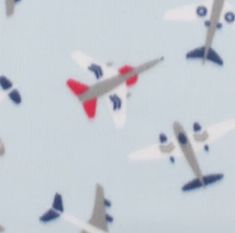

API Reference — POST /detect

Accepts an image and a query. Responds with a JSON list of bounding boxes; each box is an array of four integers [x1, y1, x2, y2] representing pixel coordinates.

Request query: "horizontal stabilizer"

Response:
[[182, 173, 223, 192], [83, 99, 97, 119], [53, 193, 63, 212], [186, 47, 223, 66], [40, 193, 63, 223], [40, 209, 60, 222], [67, 79, 97, 119], [67, 79, 89, 96]]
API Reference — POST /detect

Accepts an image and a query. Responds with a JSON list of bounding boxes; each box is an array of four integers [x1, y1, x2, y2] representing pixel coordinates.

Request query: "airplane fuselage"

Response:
[[204, 0, 225, 60], [173, 122, 204, 184], [79, 57, 163, 102]]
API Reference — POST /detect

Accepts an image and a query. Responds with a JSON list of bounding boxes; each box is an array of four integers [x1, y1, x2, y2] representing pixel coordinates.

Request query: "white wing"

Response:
[[106, 85, 127, 128], [191, 118, 235, 153], [71, 51, 118, 79], [72, 50, 128, 127], [163, 0, 213, 22], [63, 213, 108, 233], [129, 139, 182, 161]]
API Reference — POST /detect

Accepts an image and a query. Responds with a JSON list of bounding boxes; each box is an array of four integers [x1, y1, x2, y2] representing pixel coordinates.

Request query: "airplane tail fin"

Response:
[[182, 173, 223, 192], [67, 79, 97, 119], [40, 193, 64, 223], [67, 79, 89, 96], [186, 47, 223, 66]]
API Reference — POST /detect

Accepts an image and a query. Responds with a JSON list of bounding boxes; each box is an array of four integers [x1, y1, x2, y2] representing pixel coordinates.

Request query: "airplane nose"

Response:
[[204, 20, 223, 29]]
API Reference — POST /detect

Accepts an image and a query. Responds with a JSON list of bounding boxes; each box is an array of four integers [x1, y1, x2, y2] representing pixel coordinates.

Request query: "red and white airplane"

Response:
[[67, 51, 163, 128]]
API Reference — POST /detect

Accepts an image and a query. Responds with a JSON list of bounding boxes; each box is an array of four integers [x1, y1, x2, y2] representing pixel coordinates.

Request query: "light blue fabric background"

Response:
[[0, 0, 235, 232]]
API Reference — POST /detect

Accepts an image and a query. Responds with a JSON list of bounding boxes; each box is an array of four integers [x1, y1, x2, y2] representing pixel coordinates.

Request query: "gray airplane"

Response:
[[129, 119, 235, 191], [164, 0, 235, 66], [173, 122, 223, 191], [67, 57, 163, 120], [40, 184, 113, 233], [5, 0, 21, 16]]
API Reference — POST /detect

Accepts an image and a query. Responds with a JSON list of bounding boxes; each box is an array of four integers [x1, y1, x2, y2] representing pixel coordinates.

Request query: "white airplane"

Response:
[[128, 119, 235, 191], [164, 0, 235, 66], [40, 184, 113, 233], [67, 51, 163, 128], [0, 76, 21, 105], [5, 0, 21, 16]]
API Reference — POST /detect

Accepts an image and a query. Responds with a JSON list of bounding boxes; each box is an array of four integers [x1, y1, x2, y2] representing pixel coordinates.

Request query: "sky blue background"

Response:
[[0, 0, 235, 232]]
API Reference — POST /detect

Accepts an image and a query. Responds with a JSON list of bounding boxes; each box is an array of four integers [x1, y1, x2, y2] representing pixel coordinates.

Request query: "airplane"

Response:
[[5, 0, 21, 17], [40, 184, 113, 233], [0, 76, 22, 105], [128, 119, 235, 191], [67, 51, 164, 128], [164, 0, 235, 66]]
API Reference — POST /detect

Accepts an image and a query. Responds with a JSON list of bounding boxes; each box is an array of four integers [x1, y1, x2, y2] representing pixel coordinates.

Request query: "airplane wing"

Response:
[[81, 184, 108, 233], [72, 51, 119, 80], [129, 138, 182, 161], [163, 0, 213, 22], [72, 51, 128, 128], [191, 118, 235, 153], [106, 86, 127, 128]]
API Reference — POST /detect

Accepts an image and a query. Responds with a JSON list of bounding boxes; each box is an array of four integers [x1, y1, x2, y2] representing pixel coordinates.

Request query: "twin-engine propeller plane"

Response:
[[40, 184, 113, 233], [129, 119, 235, 191], [164, 0, 235, 66], [5, 0, 21, 16], [67, 51, 164, 128]]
